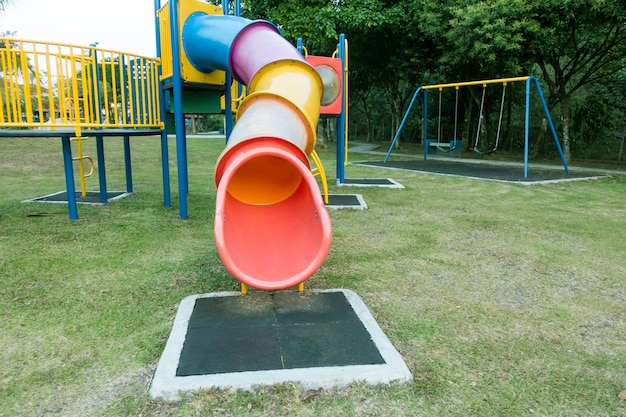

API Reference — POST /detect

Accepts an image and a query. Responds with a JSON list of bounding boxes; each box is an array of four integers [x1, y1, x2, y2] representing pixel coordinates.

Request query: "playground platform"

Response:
[[150, 289, 412, 400]]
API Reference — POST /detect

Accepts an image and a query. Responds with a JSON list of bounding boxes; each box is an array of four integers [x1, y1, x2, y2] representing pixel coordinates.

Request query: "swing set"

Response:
[[384, 76, 569, 178]]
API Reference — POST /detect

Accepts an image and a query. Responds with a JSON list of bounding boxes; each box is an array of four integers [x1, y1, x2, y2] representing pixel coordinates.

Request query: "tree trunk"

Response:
[[531, 118, 547, 159], [560, 97, 572, 163], [327, 118, 336, 143], [391, 100, 403, 149], [361, 98, 372, 142], [463, 99, 473, 152], [316, 120, 327, 148], [504, 95, 512, 151]]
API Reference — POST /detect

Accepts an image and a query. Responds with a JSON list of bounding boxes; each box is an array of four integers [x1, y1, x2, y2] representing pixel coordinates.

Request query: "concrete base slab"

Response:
[[150, 289, 412, 401], [23, 190, 130, 204], [338, 178, 404, 188]]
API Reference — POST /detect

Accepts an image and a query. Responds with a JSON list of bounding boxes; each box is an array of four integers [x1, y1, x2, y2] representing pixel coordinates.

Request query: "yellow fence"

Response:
[[0, 37, 163, 136]]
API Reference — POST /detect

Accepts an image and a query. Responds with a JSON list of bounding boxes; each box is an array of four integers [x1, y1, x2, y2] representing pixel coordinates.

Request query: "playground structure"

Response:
[[0, 37, 168, 219], [157, 0, 333, 291], [384, 76, 570, 178], [0, 0, 339, 292]]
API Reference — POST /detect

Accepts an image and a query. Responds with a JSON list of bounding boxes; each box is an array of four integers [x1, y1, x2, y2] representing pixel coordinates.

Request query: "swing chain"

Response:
[[472, 83, 506, 155]]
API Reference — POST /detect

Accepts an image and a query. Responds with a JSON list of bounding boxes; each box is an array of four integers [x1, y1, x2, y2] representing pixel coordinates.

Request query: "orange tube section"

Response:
[[208, 18, 331, 290]]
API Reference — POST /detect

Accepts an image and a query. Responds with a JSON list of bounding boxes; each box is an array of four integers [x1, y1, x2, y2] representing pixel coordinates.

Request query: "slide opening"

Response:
[[215, 145, 332, 290], [227, 153, 302, 205]]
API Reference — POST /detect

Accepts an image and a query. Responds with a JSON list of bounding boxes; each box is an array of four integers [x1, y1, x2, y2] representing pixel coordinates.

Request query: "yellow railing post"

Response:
[[70, 136, 94, 197], [310, 149, 329, 204]]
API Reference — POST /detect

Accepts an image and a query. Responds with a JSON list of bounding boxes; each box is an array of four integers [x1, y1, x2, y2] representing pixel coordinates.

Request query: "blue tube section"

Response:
[[182, 13, 249, 74]]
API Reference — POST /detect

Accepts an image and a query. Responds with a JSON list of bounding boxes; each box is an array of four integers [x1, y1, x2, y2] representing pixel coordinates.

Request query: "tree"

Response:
[[238, 0, 626, 161], [527, 0, 626, 162]]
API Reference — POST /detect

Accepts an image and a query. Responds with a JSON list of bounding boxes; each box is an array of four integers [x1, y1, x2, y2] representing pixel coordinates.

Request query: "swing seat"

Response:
[[429, 142, 450, 148], [425, 139, 462, 157]]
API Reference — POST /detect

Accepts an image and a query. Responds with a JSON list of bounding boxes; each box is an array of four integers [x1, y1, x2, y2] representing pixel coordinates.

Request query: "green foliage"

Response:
[[444, 0, 538, 77]]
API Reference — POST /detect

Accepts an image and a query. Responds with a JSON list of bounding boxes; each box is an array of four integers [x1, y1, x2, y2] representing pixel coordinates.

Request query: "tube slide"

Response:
[[182, 11, 332, 290]]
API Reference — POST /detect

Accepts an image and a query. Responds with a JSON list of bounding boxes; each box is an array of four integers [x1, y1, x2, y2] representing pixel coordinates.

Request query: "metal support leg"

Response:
[[96, 135, 107, 203], [160, 131, 171, 208], [123, 135, 133, 193], [61, 136, 78, 220]]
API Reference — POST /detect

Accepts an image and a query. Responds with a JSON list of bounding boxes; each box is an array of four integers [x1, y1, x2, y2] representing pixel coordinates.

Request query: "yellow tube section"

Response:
[[214, 58, 323, 206], [246, 59, 323, 155]]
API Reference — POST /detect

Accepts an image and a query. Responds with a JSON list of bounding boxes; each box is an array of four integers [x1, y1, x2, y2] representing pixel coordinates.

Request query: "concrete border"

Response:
[[22, 190, 131, 205], [150, 289, 412, 401], [324, 194, 368, 210], [352, 162, 610, 185], [337, 178, 405, 189]]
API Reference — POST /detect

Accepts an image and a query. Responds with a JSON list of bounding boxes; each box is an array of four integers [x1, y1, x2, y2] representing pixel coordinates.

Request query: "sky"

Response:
[[0, 0, 160, 57]]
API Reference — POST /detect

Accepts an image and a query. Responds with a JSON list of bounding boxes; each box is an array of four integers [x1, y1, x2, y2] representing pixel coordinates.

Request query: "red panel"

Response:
[[306, 56, 343, 115]]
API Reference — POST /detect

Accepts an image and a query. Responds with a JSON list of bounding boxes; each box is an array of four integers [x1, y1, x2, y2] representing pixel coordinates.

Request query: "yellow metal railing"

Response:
[[0, 37, 163, 136]]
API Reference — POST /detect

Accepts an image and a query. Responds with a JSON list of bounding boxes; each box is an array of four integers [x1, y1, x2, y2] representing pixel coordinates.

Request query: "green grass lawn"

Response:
[[1, 136, 625, 416]]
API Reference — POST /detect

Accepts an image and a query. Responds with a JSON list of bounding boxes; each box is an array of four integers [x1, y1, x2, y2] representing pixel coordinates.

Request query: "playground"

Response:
[[1, 0, 626, 414]]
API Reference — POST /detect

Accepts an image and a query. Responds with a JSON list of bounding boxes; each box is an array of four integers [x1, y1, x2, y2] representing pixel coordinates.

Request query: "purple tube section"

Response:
[[182, 14, 305, 85], [229, 22, 304, 84]]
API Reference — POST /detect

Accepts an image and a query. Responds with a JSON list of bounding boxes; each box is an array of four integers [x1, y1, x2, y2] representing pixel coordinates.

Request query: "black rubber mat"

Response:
[[324, 194, 364, 207], [176, 291, 385, 376], [27, 190, 128, 204], [342, 178, 396, 185], [359, 160, 605, 182]]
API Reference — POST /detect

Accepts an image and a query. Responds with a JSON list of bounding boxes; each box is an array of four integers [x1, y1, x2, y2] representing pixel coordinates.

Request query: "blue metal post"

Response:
[[529, 76, 569, 174], [336, 33, 346, 183], [123, 135, 133, 192], [96, 135, 107, 203], [222, 0, 233, 141], [169, 0, 189, 218], [524, 79, 531, 178], [525, 77, 569, 178], [153, 0, 171, 209], [423, 89, 429, 160], [384, 87, 422, 163], [61, 136, 78, 220]]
